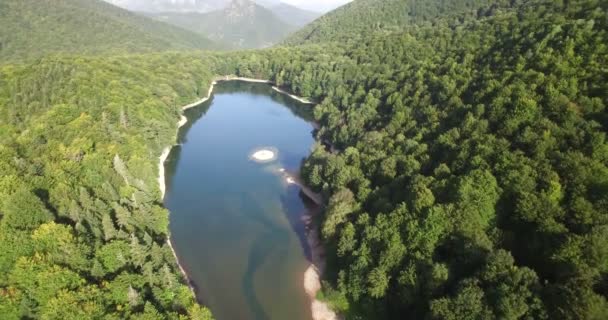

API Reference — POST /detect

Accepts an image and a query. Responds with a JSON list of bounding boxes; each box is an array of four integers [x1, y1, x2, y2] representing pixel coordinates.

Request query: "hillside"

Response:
[[0, 0, 219, 61], [104, 0, 228, 13], [0, 52, 219, 319], [0, 0, 607, 319], [222, 0, 608, 318], [267, 2, 321, 27], [149, 0, 295, 48], [284, 0, 514, 44]]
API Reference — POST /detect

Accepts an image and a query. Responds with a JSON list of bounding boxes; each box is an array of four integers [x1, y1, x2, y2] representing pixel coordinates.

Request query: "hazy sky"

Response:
[[283, 0, 352, 12]]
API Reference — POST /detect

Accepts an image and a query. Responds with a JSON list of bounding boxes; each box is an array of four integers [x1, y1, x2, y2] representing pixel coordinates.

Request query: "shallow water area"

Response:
[[250, 147, 279, 163], [163, 81, 316, 320]]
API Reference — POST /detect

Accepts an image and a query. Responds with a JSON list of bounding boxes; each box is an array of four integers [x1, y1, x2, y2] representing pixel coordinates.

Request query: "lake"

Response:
[[163, 81, 316, 320]]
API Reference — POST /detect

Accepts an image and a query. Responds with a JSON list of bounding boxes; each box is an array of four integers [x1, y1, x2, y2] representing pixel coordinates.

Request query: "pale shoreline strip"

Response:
[[182, 81, 217, 111], [281, 171, 340, 320], [158, 76, 335, 319], [272, 86, 315, 104]]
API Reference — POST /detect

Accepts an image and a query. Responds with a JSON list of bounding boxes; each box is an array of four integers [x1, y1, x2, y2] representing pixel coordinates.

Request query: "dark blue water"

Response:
[[164, 81, 315, 320]]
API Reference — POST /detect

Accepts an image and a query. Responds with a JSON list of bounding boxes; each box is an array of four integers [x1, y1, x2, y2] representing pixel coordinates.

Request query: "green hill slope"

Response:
[[223, 0, 608, 318], [150, 0, 295, 48], [0, 52, 219, 319], [284, 0, 514, 44], [267, 3, 321, 27], [0, 0, 219, 61]]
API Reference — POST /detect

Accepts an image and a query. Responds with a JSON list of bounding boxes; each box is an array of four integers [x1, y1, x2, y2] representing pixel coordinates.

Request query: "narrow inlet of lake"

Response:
[[163, 81, 316, 320]]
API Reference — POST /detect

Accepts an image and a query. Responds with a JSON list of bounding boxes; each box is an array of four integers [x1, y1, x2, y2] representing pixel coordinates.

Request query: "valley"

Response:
[[0, 1, 606, 320]]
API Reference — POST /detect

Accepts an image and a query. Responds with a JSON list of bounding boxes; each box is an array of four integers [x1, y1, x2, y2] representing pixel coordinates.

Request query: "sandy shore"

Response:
[[272, 86, 315, 105], [158, 81, 218, 299], [157, 76, 336, 319], [183, 81, 217, 111], [216, 76, 272, 84], [279, 170, 340, 320]]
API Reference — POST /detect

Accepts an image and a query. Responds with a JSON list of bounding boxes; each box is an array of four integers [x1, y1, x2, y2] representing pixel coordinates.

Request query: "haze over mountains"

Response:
[[104, 0, 346, 13], [104, 0, 224, 12], [146, 0, 298, 48], [105, 0, 323, 48]]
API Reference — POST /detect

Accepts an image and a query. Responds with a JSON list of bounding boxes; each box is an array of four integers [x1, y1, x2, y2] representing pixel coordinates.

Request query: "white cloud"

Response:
[[282, 0, 352, 12]]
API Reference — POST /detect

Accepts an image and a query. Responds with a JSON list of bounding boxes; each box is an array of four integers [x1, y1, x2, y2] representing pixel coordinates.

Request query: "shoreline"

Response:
[[158, 80, 219, 298], [182, 81, 217, 111], [280, 170, 340, 320], [157, 76, 335, 320], [272, 86, 315, 105]]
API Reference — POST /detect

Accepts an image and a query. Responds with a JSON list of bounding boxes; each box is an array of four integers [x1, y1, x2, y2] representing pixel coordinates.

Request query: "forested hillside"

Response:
[[266, 3, 321, 27], [0, 0, 218, 61], [0, 0, 607, 319], [220, 0, 608, 318], [0, 53, 216, 319], [284, 0, 516, 44]]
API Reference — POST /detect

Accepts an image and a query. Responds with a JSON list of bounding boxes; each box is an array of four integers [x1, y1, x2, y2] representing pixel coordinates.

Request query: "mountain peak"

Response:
[[224, 0, 258, 22]]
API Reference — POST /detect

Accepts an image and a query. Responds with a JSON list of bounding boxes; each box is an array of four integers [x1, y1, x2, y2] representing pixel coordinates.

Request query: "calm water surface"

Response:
[[164, 81, 315, 320]]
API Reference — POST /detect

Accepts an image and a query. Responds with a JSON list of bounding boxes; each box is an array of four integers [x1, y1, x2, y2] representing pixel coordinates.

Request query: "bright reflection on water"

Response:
[[164, 81, 316, 320]]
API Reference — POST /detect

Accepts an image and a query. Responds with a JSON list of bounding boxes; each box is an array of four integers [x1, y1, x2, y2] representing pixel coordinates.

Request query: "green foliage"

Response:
[[0, 0, 219, 61], [284, 0, 515, 45], [1, 0, 607, 319], [0, 53, 215, 318], [218, 0, 608, 318]]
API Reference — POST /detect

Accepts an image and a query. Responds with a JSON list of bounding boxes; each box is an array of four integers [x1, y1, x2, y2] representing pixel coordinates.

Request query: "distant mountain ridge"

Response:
[[104, 0, 227, 12], [147, 0, 298, 48], [0, 0, 219, 61], [105, 0, 318, 15], [269, 2, 320, 27]]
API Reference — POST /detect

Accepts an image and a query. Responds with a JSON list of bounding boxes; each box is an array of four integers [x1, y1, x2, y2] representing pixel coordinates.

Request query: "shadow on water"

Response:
[[217, 81, 314, 122], [180, 96, 214, 143], [164, 95, 214, 194], [279, 185, 321, 264], [276, 149, 318, 264]]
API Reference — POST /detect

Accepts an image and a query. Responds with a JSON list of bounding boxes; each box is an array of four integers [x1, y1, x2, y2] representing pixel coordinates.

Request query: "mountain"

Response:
[[104, 0, 320, 28], [266, 2, 321, 27], [284, 0, 510, 44], [0, 0, 220, 61], [104, 0, 228, 13], [264, 0, 607, 319], [148, 0, 296, 48], [252, 0, 281, 7]]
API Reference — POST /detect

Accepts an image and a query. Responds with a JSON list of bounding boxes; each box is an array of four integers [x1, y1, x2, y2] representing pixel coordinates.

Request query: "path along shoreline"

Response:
[[157, 76, 338, 320]]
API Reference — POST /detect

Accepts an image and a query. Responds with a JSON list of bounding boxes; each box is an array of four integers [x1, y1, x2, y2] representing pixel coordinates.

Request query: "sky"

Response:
[[282, 0, 352, 12]]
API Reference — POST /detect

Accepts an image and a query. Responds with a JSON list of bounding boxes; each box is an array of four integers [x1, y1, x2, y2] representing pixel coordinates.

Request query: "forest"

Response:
[[0, 0, 607, 319], [0, 54, 216, 319], [219, 0, 608, 318]]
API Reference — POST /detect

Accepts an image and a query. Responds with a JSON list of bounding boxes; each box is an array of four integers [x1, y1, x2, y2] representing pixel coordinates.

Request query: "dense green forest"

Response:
[[0, 0, 219, 61], [0, 0, 607, 319], [284, 0, 517, 45], [0, 53, 217, 319], [219, 0, 608, 318]]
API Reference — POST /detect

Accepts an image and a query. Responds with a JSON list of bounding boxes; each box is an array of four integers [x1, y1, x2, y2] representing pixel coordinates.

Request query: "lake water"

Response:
[[163, 81, 316, 320]]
